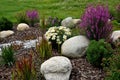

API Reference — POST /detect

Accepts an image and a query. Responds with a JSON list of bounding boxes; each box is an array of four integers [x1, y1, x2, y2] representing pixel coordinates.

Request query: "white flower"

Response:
[[45, 26, 71, 45], [51, 35, 56, 40], [63, 35, 67, 40]]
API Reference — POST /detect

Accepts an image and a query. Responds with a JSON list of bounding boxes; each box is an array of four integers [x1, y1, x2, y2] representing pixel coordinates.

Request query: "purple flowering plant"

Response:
[[26, 10, 40, 27], [80, 5, 112, 41]]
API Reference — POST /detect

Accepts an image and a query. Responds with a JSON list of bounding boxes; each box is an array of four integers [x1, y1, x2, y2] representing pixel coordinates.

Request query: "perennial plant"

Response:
[[80, 5, 112, 40], [45, 26, 71, 46]]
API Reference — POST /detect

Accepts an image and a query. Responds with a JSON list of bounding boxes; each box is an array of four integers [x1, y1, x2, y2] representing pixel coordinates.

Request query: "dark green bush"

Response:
[[1, 46, 15, 66], [86, 39, 113, 67], [0, 17, 13, 31]]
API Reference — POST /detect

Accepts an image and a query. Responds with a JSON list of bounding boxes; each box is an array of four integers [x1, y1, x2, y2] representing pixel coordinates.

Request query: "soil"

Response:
[[0, 25, 105, 80]]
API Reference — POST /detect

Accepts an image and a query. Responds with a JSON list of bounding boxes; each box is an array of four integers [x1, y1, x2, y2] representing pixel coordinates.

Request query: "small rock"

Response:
[[72, 19, 81, 24], [17, 23, 30, 31], [0, 30, 14, 38], [23, 39, 38, 48], [111, 30, 120, 42], [40, 56, 72, 80], [61, 35, 89, 58]]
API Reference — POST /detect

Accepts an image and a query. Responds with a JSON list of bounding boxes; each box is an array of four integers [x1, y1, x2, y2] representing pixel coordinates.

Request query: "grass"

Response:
[[0, 0, 120, 22]]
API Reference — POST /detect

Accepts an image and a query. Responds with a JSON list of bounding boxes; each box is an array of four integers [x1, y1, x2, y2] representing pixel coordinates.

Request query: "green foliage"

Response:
[[105, 70, 120, 80], [112, 20, 120, 30], [16, 12, 29, 24], [0, 17, 13, 31], [115, 4, 120, 23], [86, 39, 113, 67], [36, 37, 52, 59], [13, 54, 36, 80], [105, 53, 120, 80], [1, 46, 15, 66]]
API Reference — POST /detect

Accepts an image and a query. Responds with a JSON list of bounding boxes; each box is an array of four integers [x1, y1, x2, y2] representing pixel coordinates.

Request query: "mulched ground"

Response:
[[0, 25, 105, 80]]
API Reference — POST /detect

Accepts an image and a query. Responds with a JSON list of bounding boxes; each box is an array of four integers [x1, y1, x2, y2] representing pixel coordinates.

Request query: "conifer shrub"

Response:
[[86, 39, 113, 67]]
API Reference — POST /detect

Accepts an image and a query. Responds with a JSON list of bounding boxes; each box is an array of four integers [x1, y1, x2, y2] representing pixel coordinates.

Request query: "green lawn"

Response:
[[0, 0, 120, 22]]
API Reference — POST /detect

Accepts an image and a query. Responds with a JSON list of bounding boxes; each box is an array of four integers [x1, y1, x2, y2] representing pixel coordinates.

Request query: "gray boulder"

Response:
[[61, 35, 89, 58]]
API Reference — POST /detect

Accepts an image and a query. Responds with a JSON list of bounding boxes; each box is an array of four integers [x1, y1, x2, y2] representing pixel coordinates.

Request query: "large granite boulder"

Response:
[[17, 23, 29, 31], [40, 56, 72, 80], [0, 30, 14, 38], [61, 35, 89, 58], [111, 30, 120, 43], [61, 17, 74, 28]]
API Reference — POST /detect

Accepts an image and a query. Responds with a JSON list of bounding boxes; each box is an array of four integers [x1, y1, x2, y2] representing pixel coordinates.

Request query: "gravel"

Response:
[[0, 25, 105, 80]]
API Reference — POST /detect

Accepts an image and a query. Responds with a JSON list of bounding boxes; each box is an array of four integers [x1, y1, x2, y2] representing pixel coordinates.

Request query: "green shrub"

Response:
[[1, 46, 15, 66], [86, 39, 113, 67], [36, 36, 52, 60], [0, 17, 13, 31]]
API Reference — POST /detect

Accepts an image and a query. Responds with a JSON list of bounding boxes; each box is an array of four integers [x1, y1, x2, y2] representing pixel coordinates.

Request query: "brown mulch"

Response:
[[0, 25, 105, 80]]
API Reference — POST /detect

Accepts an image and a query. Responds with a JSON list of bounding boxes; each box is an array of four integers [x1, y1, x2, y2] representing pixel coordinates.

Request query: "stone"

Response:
[[0, 30, 14, 38], [61, 17, 74, 28], [17, 23, 29, 31], [40, 56, 72, 80], [72, 19, 81, 24], [111, 30, 120, 42], [0, 48, 1, 56], [61, 35, 89, 58], [23, 39, 38, 48]]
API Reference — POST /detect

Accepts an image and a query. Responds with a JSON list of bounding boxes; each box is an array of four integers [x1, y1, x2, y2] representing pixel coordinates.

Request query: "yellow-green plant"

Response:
[[36, 36, 52, 59]]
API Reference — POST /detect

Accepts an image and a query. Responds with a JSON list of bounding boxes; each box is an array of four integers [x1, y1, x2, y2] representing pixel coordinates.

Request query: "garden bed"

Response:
[[0, 25, 105, 80]]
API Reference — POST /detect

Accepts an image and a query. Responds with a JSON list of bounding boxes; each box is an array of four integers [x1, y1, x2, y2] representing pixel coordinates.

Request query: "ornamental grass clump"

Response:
[[26, 10, 39, 27], [36, 36, 52, 60], [45, 26, 71, 49], [1, 46, 15, 66], [80, 5, 112, 41], [116, 4, 120, 23], [13, 54, 36, 80], [16, 12, 29, 24]]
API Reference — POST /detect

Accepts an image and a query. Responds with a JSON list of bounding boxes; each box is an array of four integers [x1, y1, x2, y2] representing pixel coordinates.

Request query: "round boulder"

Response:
[[40, 56, 72, 80], [0, 30, 14, 38], [17, 23, 29, 31], [61, 35, 89, 58]]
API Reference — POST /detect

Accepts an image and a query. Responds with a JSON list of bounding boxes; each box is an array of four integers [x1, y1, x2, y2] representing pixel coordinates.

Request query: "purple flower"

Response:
[[80, 5, 112, 40], [26, 10, 39, 26]]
